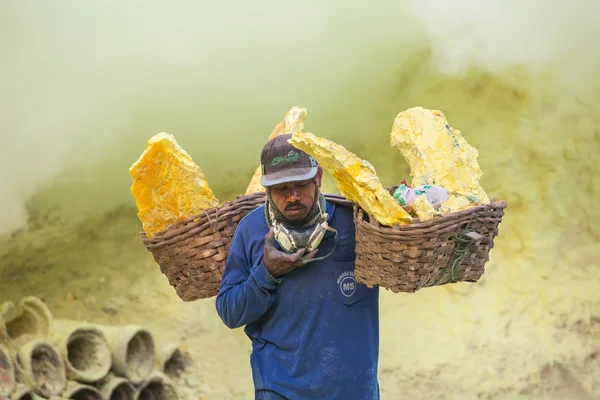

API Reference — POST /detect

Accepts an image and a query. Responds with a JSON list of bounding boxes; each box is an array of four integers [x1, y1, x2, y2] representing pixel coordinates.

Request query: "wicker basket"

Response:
[[353, 199, 507, 293], [140, 192, 354, 301], [140, 192, 267, 301]]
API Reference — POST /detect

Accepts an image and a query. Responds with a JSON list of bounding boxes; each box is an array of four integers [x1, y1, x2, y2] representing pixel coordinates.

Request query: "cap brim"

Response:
[[260, 167, 318, 187]]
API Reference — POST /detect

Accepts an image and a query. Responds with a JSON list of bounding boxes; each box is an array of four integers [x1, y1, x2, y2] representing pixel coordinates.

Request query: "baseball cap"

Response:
[[260, 134, 318, 187]]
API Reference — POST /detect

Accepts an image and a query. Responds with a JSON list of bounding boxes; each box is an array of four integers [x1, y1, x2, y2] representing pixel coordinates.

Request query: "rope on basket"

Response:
[[204, 207, 220, 234], [433, 228, 475, 286]]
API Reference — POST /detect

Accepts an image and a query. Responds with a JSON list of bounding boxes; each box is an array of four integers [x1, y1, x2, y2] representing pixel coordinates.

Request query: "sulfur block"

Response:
[[289, 131, 413, 226], [390, 107, 490, 212], [129, 132, 220, 237]]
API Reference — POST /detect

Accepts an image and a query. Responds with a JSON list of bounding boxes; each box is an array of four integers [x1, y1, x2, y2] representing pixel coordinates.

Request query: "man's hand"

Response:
[[263, 229, 318, 278]]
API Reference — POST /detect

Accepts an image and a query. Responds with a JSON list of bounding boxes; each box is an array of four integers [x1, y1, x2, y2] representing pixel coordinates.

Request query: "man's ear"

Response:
[[315, 167, 323, 187]]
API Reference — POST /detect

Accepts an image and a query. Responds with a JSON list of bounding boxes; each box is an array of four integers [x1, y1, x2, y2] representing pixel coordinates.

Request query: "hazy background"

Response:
[[1, 0, 599, 399]]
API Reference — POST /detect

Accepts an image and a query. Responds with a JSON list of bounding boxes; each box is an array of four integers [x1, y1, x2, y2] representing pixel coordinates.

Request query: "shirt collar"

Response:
[[324, 199, 336, 222]]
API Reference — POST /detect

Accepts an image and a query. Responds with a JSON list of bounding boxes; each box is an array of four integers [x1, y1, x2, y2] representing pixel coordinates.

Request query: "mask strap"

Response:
[[302, 195, 334, 263], [301, 226, 338, 264], [267, 200, 278, 227]]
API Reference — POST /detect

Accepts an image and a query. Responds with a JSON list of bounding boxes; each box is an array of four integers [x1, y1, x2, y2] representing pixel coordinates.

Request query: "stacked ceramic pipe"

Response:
[[0, 297, 190, 400]]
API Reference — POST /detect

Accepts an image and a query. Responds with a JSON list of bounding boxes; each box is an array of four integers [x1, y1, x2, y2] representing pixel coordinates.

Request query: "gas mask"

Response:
[[268, 199, 337, 263]]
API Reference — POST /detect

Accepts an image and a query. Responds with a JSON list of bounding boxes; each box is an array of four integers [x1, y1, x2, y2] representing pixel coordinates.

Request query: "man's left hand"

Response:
[[263, 229, 318, 277]]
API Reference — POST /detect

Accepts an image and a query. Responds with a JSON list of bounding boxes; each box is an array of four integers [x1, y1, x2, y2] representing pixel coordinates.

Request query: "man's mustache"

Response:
[[285, 202, 305, 211]]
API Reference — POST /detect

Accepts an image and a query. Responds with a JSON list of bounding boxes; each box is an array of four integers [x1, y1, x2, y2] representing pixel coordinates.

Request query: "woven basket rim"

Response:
[[139, 190, 505, 243], [139, 192, 355, 244], [355, 200, 507, 231], [141, 192, 266, 243]]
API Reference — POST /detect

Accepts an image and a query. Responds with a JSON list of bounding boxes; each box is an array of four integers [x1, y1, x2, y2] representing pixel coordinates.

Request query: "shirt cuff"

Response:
[[251, 262, 282, 289]]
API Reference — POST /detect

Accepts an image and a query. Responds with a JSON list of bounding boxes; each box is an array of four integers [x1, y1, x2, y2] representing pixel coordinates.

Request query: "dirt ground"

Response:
[[1, 201, 598, 400]]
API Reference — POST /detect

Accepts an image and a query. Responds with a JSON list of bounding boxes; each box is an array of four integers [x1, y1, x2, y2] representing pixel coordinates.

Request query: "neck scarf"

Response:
[[264, 189, 326, 229]]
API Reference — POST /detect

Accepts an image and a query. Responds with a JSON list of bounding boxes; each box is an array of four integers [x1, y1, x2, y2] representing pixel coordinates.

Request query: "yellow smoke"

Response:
[[0, 0, 599, 399]]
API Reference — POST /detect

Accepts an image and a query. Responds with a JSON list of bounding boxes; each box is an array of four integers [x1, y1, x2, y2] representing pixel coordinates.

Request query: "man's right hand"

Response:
[[263, 229, 318, 278]]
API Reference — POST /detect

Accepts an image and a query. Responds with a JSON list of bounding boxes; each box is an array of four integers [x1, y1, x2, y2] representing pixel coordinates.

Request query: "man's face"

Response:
[[269, 178, 318, 223]]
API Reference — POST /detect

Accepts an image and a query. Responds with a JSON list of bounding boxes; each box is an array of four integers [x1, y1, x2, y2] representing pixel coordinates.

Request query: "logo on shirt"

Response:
[[337, 271, 356, 297]]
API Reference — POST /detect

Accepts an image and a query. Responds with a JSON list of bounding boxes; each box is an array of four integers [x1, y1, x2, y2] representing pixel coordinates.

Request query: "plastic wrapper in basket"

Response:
[[140, 192, 266, 301], [353, 199, 507, 293]]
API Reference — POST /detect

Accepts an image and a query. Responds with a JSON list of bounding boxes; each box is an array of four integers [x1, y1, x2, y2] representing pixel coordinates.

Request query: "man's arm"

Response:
[[215, 231, 281, 329], [216, 227, 316, 329]]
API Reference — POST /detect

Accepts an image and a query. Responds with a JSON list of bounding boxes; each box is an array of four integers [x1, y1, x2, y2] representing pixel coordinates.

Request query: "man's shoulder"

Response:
[[327, 199, 354, 224], [237, 204, 267, 232]]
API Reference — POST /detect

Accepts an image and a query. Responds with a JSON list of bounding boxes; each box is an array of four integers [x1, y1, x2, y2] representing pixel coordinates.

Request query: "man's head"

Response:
[[260, 134, 322, 223]]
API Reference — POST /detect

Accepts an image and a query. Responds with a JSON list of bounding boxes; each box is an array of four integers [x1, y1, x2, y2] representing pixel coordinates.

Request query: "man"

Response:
[[216, 134, 380, 400]]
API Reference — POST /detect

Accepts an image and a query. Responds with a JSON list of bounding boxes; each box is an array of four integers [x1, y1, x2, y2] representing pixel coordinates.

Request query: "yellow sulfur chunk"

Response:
[[412, 194, 440, 221], [390, 107, 490, 212], [289, 131, 413, 226], [245, 106, 308, 194], [129, 132, 221, 237]]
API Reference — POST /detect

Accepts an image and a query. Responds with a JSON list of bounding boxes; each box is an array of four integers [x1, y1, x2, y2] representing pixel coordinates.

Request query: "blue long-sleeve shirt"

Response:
[[216, 200, 380, 400]]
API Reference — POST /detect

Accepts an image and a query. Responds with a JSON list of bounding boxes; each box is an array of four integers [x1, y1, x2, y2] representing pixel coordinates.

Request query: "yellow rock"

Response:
[[390, 107, 490, 212], [412, 194, 440, 221], [245, 106, 308, 194], [129, 132, 220, 237], [289, 131, 413, 226]]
